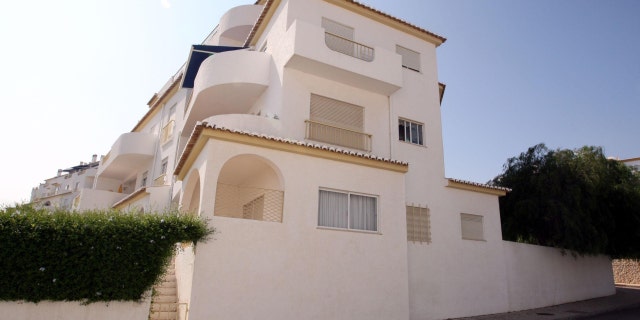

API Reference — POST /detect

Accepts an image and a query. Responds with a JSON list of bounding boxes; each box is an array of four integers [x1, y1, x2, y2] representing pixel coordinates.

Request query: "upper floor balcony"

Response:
[[183, 50, 270, 134], [217, 5, 264, 46], [283, 19, 403, 95], [97, 132, 156, 180]]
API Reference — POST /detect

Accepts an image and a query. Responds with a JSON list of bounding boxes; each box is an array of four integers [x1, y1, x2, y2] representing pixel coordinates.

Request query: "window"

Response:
[[461, 213, 484, 241], [307, 94, 371, 151], [399, 119, 424, 145], [160, 158, 169, 175], [406, 205, 430, 243], [396, 45, 421, 72], [141, 171, 148, 187], [322, 18, 354, 40], [318, 189, 377, 232]]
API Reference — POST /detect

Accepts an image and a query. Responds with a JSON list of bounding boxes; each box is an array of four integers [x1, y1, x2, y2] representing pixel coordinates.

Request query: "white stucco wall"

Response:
[[185, 138, 409, 320], [0, 299, 151, 320], [408, 187, 510, 320], [504, 241, 615, 312]]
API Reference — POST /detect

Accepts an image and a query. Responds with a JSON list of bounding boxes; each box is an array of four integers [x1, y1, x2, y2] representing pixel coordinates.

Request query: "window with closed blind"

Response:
[[396, 45, 421, 72], [306, 94, 371, 151], [460, 213, 484, 241]]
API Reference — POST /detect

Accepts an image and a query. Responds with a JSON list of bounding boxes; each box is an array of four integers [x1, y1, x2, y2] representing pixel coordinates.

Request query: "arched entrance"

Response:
[[214, 154, 284, 222]]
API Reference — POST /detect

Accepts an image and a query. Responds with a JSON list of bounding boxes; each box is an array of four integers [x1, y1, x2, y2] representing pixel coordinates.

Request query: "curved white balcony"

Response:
[[183, 50, 270, 134], [283, 19, 402, 95], [218, 5, 264, 46], [97, 132, 156, 180]]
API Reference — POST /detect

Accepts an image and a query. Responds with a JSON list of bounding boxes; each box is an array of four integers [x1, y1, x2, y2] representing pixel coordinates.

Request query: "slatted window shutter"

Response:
[[396, 45, 421, 72], [310, 94, 363, 131], [322, 18, 354, 40]]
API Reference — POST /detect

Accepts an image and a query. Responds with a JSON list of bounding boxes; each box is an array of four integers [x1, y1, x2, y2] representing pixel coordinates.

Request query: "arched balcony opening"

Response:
[[214, 155, 284, 222]]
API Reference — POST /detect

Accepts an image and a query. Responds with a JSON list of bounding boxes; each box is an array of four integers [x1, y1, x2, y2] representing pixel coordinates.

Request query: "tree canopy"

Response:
[[491, 144, 640, 258]]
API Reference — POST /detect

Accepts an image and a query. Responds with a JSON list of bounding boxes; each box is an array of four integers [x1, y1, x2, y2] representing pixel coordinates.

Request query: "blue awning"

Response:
[[181, 45, 245, 88]]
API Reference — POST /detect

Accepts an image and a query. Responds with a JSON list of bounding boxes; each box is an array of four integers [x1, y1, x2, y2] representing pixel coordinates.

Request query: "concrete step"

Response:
[[149, 311, 177, 320], [152, 294, 177, 303], [151, 302, 177, 312], [154, 287, 177, 296]]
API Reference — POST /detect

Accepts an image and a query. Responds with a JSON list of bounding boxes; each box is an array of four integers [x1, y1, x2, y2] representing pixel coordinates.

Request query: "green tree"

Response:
[[491, 144, 640, 258]]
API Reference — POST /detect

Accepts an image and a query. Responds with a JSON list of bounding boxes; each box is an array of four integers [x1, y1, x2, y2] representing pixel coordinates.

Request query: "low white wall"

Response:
[[504, 241, 615, 312], [0, 299, 151, 320]]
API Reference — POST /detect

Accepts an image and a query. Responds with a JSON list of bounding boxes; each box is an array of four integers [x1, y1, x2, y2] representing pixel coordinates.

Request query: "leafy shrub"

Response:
[[0, 204, 213, 303]]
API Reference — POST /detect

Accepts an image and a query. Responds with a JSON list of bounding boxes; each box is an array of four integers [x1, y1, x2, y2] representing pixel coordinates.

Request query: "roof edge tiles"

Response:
[[174, 122, 408, 180], [247, 0, 445, 47], [446, 178, 510, 196]]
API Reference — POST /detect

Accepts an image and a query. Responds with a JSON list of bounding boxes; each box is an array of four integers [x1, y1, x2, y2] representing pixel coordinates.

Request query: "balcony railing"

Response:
[[305, 120, 372, 152], [324, 32, 374, 62], [160, 120, 175, 145]]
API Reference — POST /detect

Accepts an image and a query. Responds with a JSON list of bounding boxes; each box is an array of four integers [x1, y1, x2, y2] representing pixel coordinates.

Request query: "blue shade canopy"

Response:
[[181, 45, 245, 88]]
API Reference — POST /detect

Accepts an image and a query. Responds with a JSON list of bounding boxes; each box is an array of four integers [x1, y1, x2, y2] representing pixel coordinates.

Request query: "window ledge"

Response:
[[461, 237, 486, 242], [399, 140, 427, 148], [316, 226, 381, 235]]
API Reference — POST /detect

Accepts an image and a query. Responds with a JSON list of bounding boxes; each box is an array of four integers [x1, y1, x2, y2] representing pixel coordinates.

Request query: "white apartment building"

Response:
[[29, 1, 615, 319], [30, 155, 100, 210], [621, 157, 640, 172]]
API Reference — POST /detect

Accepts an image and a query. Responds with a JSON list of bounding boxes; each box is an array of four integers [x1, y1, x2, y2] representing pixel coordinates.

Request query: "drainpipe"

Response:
[[388, 95, 393, 159]]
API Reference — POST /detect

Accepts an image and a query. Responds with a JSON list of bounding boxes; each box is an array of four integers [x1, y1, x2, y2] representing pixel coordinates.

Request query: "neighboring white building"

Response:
[[30, 155, 100, 210], [29, 1, 615, 319], [621, 157, 640, 173]]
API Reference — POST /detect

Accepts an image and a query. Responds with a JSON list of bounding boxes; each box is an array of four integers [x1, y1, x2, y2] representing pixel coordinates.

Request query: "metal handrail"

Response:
[[324, 32, 374, 62], [177, 302, 189, 320]]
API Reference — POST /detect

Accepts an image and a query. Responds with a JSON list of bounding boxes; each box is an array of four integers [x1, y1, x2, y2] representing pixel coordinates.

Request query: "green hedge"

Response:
[[0, 204, 213, 303]]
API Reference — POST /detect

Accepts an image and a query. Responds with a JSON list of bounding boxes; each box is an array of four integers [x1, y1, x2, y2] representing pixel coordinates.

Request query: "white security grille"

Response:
[[214, 183, 284, 222], [461, 213, 484, 241], [406, 205, 431, 243]]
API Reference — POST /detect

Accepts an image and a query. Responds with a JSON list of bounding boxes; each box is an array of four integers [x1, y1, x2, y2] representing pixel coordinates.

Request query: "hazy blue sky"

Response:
[[0, 0, 638, 204]]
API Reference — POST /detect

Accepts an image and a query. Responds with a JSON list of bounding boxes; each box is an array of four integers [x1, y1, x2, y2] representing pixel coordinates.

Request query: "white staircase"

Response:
[[149, 259, 178, 320]]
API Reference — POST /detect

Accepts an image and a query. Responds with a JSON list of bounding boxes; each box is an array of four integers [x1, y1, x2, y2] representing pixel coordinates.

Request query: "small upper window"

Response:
[[396, 45, 421, 72], [141, 171, 148, 187], [399, 119, 424, 145], [160, 158, 169, 175]]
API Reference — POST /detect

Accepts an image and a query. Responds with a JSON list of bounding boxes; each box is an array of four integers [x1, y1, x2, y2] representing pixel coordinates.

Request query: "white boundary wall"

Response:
[[0, 299, 151, 320], [504, 241, 615, 312]]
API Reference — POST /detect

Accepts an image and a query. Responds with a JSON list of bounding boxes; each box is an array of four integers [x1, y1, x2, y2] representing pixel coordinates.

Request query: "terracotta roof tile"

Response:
[[447, 178, 511, 193], [174, 122, 408, 177]]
